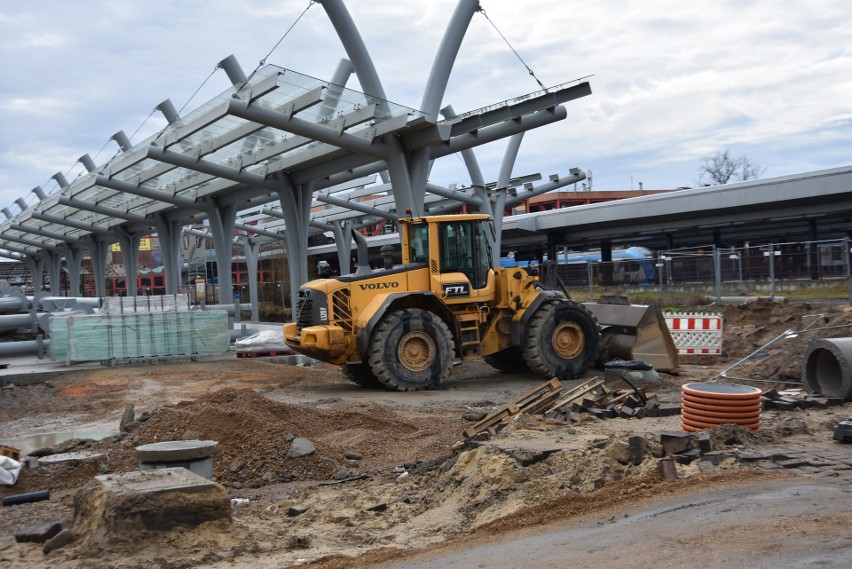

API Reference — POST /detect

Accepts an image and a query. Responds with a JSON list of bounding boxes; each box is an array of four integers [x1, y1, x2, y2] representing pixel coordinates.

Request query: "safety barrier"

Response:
[[664, 312, 723, 355]]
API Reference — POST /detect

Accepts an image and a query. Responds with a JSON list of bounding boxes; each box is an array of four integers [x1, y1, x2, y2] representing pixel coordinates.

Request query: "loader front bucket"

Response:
[[584, 300, 679, 372]]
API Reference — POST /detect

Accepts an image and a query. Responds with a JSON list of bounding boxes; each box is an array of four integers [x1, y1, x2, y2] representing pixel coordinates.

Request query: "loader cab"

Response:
[[402, 214, 495, 303]]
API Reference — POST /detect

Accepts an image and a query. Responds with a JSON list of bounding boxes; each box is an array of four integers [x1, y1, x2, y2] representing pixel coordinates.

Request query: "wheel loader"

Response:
[[283, 213, 677, 391]]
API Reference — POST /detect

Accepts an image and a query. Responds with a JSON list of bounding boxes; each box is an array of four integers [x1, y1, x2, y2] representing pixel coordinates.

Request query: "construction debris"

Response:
[[463, 379, 563, 438], [463, 377, 680, 440]]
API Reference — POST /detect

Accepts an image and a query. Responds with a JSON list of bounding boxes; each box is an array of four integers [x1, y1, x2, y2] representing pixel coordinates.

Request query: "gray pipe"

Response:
[[0, 336, 49, 359], [37, 297, 102, 312], [803, 337, 852, 402], [0, 312, 37, 333], [229, 327, 259, 341], [0, 296, 26, 314]]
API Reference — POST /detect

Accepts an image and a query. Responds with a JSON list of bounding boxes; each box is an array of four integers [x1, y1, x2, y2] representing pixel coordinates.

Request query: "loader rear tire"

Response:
[[484, 347, 530, 374], [342, 363, 382, 389], [368, 308, 453, 391], [523, 300, 599, 381]]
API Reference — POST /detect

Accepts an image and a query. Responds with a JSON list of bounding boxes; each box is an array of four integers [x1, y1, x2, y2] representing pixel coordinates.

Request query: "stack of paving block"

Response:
[[49, 297, 229, 363]]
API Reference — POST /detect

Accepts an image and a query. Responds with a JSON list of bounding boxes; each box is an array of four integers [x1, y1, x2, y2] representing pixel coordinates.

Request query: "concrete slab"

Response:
[[135, 440, 218, 462], [38, 450, 106, 465], [95, 468, 220, 495], [75, 468, 231, 536]]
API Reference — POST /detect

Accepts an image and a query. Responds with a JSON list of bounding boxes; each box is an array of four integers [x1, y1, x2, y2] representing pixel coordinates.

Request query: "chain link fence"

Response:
[[552, 238, 852, 304]]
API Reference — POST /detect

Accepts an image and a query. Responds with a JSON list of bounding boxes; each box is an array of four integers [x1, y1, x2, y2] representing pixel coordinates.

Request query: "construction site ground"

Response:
[[1, 299, 851, 568]]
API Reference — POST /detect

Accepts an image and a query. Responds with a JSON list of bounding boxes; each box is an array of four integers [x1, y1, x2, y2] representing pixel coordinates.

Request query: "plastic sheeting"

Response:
[[49, 310, 229, 363], [0, 456, 21, 486]]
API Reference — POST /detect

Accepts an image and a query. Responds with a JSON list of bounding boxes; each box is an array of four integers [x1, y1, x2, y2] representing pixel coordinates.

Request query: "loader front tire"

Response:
[[484, 347, 530, 374], [368, 308, 453, 391], [523, 300, 599, 381], [342, 362, 382, 389]]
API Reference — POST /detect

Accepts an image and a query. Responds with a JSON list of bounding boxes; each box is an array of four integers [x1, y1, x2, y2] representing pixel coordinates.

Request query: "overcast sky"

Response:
[[1, 0, 849, 213]]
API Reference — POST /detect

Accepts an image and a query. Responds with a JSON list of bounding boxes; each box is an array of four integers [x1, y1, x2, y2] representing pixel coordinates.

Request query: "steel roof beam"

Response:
[[59, 196, 149, 224], [227, 97, 389, 160], [29, 211, 116, 236], [95, 175, 199, 210], [10, 223, 85, 243], [1, 232, 59, 251], [315, 193, 398, 221], [146, 145, 281, 193]]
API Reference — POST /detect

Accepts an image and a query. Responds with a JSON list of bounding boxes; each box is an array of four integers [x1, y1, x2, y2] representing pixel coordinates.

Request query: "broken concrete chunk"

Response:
[[287, 437, 316, 458], [15, 522, 62, 544], [658, 458, 678, 480], [42, 529, 74, 554], [287, 504, 309, 517], [628, 435, 647, 465], [119, 403, 135, 433], [661, 431, 693, 455]]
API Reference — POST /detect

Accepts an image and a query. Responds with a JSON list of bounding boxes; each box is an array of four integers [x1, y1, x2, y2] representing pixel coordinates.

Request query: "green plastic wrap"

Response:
[[49, 310, 229, 363]]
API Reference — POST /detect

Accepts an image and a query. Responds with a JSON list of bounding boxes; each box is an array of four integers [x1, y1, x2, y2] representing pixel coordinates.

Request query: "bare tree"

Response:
[[698, 149, 766, 185]]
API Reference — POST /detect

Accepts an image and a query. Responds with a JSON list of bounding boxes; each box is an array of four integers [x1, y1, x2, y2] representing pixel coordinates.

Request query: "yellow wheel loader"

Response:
[[283, 213, 676, 391]]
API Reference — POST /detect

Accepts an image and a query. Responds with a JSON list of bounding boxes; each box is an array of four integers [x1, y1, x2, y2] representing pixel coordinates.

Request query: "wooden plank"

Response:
[[463, 379, 564, 438]]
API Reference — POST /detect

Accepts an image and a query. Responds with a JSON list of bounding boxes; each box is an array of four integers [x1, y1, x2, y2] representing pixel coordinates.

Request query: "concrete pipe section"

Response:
[[803, 337, 852, 402]]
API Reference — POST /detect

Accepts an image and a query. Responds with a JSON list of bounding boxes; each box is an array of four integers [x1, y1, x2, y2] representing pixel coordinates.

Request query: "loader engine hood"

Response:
[[293, 286, 330, 329]]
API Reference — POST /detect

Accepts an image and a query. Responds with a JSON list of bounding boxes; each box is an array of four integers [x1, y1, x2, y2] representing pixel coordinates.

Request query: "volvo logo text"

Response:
[[358, 282, 400, 290]]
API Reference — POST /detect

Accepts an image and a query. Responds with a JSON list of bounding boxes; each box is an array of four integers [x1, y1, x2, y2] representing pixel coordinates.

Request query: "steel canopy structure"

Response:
[[0, 0, 592, 316]]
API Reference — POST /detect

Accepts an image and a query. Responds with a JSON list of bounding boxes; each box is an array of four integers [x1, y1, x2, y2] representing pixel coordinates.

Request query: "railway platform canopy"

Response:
[[0, 0, 593, 313]]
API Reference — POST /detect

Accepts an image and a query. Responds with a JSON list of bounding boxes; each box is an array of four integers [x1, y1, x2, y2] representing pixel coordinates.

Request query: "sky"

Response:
[[1, 0, 850, 214]]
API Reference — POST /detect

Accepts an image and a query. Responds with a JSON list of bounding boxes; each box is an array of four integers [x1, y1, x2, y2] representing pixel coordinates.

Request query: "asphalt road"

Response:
[[380, 478, 852, 569]]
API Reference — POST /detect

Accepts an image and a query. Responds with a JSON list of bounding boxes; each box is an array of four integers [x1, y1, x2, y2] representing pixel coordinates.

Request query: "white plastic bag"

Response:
[[0, 455, 22, 486]]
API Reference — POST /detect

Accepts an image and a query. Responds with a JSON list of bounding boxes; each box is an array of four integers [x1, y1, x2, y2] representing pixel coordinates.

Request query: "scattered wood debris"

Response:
[[463, 377, 681, 440]]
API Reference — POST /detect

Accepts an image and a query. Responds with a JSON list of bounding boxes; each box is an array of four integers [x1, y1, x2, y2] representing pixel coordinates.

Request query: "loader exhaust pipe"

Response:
[[352, 229, 372, 275]]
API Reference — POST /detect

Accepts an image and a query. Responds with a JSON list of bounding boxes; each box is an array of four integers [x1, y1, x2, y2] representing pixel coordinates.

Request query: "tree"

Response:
[[698, 149, 766, 186]]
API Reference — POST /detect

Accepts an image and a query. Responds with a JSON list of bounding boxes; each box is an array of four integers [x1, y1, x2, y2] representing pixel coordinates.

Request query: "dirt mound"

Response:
[[4, 388, 466, 496], [721, 302, 852, 382]]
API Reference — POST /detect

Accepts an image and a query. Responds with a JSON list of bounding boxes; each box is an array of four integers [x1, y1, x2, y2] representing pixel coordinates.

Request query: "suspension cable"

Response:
[[177, 65, 221, 116], [479, 9, 546, 90], [240, 0, 316, 90]]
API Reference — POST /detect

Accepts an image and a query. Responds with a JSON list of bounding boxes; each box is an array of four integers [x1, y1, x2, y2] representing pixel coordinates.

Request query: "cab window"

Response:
[[408, 223, 429, 263], [439, 220, 491, 288]]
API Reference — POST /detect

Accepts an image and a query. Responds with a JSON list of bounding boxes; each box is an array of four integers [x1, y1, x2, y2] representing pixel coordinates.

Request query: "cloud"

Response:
[[1, 0, 850, 210]]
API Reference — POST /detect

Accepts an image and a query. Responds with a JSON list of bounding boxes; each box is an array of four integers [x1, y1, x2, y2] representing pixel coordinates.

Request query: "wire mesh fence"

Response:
[[551, 238, 852, 304]]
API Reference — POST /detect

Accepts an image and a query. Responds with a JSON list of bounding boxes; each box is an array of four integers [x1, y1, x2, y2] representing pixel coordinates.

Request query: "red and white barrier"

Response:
[[664, 312, 723, 355]]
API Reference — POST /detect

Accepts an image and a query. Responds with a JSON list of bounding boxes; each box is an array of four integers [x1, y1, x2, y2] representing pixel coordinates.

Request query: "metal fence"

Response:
[[553, 238, 852, 303]]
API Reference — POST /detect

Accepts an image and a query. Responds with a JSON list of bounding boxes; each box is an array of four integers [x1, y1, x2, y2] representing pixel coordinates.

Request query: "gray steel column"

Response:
[[275, 177, 313, 306], [63, 244, 85, 296], [201, 197, 237, 303], [396, 0, 481, 210], [319, 59, 355, 120], [46, 252, 62, 295], [330, 220, 354, 275], [441, 103, 497, 263], [152, 215, 185, 295], [218, 54, 248, 87], [317, 0, 389, 110], [237, 235, 261, 322], [86, 236, 110, 297], [492, 133, 525, 266], [110, 130, 133, 152], [115, 230, 142, 297], [27, 256, 45, 292], [421, 0, 481, 122], [318, 0, 422, 216]]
